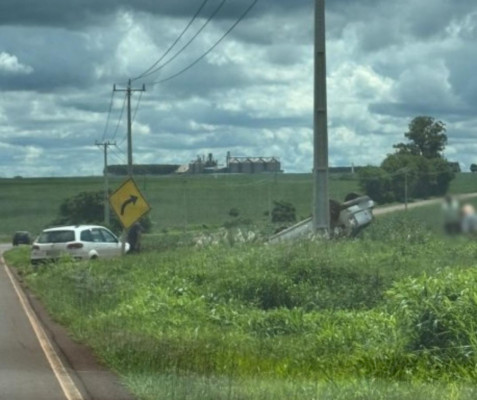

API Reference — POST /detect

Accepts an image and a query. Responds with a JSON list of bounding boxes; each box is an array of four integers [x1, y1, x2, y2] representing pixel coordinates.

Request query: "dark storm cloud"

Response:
[[5, 133, 94, 149], [153, 62, 255, 98], [3, 0, 477, 177], [0, 0, 310, 27], [0, 26, 100, 91], [369, 102, 475, 121]]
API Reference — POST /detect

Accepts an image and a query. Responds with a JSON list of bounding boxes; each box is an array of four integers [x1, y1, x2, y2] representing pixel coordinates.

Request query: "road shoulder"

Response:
[[6, 263, 136, 400]]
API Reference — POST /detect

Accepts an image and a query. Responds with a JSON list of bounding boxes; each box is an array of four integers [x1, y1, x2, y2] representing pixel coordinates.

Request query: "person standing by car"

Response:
[[442, 195, 461, 235], [127, 222, 143, 253], [461, 203, 477, 234]]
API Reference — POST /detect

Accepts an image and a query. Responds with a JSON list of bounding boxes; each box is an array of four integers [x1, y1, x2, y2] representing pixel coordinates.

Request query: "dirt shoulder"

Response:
[[374, 193, 477, 216]]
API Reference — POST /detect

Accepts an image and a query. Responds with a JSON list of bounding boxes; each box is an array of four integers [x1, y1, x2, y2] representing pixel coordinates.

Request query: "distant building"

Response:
[[226, 152, 281, 174], [188, 153, 221, 174], [175, 164, 190, 174], [185, 152, 282, 175]]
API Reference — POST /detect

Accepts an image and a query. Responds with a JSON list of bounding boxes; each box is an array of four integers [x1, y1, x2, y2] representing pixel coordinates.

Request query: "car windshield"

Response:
[[38, 230, 75, 243]]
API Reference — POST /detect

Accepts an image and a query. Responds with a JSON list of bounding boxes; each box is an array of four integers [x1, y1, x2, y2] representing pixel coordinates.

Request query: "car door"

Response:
[[95, 228, 121, 258], [50, 230, 75, 259], [89, 228, 109, 258], [80, 228, 96, 258]]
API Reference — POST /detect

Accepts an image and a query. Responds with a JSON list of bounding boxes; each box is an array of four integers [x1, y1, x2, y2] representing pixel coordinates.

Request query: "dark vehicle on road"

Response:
[[12, 231, 32, 246]]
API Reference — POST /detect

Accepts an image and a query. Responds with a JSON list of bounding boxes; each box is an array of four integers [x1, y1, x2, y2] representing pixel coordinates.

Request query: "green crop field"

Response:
[[1, 172, 476, 240], [0, 173, 359, 237]]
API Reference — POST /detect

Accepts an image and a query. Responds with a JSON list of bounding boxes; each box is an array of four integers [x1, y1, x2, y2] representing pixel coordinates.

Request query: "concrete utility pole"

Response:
[[96, 140, 116, 225], [113, 80, 146, 255], [113, 80, 146, 176], [312, 0, 330, 234]]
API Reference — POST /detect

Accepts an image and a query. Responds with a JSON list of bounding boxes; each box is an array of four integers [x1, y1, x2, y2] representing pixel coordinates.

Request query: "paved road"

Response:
[[0, 245, 135, 400], [0, 244, 69, 400]]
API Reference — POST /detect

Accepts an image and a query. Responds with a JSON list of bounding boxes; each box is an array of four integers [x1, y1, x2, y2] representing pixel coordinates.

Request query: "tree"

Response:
[[393, 116, 447, 159], [357, 166, 394, 204], [51, 190, 151, 234], [471, 164, 477, 173], [429, 157, 455, 196], [55, 191, 105, 226], [358, 116, 455, 204], [379, 153, 454, 201], [271, 201, 296, 223]]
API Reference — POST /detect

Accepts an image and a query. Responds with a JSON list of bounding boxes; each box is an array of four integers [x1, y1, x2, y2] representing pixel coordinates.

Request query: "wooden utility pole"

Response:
[[312, 0, 330, 234], [96, 140, 116, 225]]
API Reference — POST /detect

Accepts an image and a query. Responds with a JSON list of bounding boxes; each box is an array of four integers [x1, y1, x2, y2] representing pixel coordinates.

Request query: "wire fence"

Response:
[[112, 171, 477, 233], [127, 173, 360, 232]]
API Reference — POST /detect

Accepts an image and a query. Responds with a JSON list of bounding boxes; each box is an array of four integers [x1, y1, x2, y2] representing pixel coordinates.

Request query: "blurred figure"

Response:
[[442, 195, 460, 235], [461, 203, 477, 234], [127, 222, 143, 253]]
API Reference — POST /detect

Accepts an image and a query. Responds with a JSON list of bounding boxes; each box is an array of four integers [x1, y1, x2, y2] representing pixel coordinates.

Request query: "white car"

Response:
[[31, 225, 129, 265]]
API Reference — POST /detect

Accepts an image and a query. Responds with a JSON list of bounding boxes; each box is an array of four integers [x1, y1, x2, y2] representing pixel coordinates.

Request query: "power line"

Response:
[[110, 145, 127, 165], [115, 91, 144, 148], [137, 0, 227, 81], [132, 0, 211, 81], [111, 93, 127, 141], [95, 140, 116, 225], [101, 90, 115, 142], [132, 91, 143, 123], [149, 0, 259, 86]]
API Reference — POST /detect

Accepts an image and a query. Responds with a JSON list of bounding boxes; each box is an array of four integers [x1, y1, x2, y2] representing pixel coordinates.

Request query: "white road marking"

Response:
[[2, 258, 85, 400]]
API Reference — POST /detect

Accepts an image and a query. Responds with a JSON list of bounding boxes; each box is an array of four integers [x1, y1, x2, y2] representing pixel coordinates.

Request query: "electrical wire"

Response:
[[138, 0, 227, 81], [110, 145, 127, 165], [101, 90, 115, 142], [111, 93, 127, 141], [149, 0, 259, 86], [132, 91, 143, 123], [132, 0, 211, 81], [115, 91, 143, 148]]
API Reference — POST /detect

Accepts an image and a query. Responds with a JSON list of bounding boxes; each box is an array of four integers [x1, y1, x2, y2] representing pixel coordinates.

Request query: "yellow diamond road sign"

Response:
[[109, 178, 151, 229]]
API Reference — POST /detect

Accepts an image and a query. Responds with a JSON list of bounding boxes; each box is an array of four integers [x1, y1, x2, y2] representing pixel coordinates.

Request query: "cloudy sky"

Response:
[[1, 0, 476, 177]]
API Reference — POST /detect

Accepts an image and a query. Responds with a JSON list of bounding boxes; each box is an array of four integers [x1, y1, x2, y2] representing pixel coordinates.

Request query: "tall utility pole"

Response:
[[312, 0, 330, 234], [96, 140, 116, 225], [113, 79, 146, 176], [113, 80, 145, 255]]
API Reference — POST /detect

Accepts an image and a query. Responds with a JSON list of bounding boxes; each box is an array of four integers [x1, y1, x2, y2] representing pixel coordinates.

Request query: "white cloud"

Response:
[[1, 0, 477, 177], [23, 146, 43, 164], [0, 52, 33, 74]]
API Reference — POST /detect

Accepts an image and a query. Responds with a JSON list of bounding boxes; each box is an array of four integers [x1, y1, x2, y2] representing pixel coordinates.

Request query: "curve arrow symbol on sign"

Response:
[[120, 195, 138, 216]]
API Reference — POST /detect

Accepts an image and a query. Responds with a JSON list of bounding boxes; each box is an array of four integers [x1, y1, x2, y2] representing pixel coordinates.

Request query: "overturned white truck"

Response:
[[269, 194, 375, 243]]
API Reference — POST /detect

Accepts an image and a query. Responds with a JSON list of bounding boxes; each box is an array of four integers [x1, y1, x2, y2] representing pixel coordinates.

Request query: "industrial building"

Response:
[[184, 152, 282, 175], [226, 154, 281, 174]]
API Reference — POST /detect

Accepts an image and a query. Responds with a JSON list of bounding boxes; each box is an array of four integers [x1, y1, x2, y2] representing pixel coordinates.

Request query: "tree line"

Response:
[[358, 116, 456, 204]]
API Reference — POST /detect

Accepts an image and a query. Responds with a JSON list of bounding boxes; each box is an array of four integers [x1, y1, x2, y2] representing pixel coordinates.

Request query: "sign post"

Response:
[[109, 178, 151, 254]]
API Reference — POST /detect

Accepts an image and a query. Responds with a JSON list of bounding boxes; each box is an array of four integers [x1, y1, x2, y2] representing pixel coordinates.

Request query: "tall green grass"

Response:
[[6, 212, 477, 399]]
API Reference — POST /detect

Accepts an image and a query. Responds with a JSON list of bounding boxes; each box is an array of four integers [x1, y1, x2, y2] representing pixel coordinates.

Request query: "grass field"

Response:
[[1, 172, 476, 239], [1, 173, 358, 237], [6, 197, 477, 399]]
